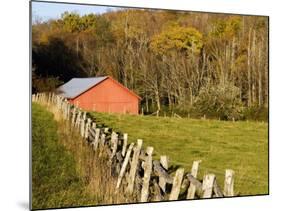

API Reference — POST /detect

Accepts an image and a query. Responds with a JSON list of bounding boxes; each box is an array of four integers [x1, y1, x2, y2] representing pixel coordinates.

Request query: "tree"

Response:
[[150, 25, 203, 56]]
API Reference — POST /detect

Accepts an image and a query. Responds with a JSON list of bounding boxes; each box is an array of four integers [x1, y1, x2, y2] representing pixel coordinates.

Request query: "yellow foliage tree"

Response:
[[150, 25, 203, 55]]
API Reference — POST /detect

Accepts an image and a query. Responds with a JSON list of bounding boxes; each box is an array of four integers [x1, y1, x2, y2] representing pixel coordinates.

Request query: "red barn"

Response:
[[58, 76, 141, 114]]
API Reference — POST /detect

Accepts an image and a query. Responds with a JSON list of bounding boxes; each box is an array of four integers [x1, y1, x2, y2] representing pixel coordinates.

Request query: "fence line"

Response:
[[32, 92, 235, 202]]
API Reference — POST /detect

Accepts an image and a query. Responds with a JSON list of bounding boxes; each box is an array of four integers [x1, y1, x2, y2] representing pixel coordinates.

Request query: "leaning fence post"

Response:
[[187, 160, 201, 199], [224, 169, 234, 196], [140, 146, 154, 202], [126, 139, 143, 194], [202, 174, 215, 198], [169, 168, 185, 200], [116, 143, 135, 189]]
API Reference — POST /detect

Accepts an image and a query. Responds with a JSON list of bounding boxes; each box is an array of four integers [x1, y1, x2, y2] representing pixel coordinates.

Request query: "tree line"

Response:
[[32, 9, 268, 120]]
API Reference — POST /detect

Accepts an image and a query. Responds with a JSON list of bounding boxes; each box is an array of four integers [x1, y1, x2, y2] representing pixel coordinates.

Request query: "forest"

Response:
[[32, 8, 269, 120]]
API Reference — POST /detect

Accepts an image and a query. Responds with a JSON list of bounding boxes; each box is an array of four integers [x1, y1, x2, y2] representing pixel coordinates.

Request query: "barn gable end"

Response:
[[58, 76, 140, 114]]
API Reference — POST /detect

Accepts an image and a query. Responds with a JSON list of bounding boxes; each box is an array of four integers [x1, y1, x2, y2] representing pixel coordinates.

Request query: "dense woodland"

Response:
[[32, 9, 268, 120]]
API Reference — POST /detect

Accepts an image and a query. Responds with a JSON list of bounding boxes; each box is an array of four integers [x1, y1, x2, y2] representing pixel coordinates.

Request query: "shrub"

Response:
[[243, 106, 268, 121], [194, 81, 243, 120]]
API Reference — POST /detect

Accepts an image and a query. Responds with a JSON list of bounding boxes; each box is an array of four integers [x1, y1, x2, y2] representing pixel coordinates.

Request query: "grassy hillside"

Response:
[[90, 112, 268, 196], [32, 103, 96, 209], [32, 103, 134, 209]]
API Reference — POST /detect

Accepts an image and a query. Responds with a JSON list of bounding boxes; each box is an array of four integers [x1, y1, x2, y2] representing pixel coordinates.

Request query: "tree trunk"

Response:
[[247, 29, 252, 107], [145, 93, 149, 113], [189, 87, 193, 106], [155, 90, 161, 112], [258, 44, 263, 107], [251, 30, 256, 105]]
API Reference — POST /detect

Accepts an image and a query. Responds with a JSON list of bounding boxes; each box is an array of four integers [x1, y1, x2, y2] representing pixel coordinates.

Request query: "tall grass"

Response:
[[32, 103, 135, 209]]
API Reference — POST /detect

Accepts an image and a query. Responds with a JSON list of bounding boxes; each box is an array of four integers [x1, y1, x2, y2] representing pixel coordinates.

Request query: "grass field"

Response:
[[90, 112, 268, 196], [32, 103, 97, 209]]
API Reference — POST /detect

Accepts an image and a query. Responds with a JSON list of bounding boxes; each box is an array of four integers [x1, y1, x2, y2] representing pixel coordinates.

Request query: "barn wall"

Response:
[[70, 78, 139, 114]]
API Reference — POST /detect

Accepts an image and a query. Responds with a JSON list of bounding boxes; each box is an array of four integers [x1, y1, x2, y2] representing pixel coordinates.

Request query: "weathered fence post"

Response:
[[213, 178, 224, 197], [169, 168, 185, 200], [187, 160, 201, 199], [126, 139, 143, 194], [66, 103, 71, 121], [84, 118, 91, 139], [121, 133, 128, 157], [116, 143, 135, 189], [93, 128, 101, 150], [80, 112, 86, 137], [110, 132, 118, 158], [140, 146, 154, 202], [202, 174, 215, 198], [92, 122, 96, 129], [160, 155, 169, 170], [224, 169, 234, 196], [75, 111, 81, 128], [159, 155, 169, 192], [71, 107, 77, 127], [100, 133, 106, 146]]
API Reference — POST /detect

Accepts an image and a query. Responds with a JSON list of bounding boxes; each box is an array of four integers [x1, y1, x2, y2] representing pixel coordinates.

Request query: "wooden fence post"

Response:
[[110, 132, 118, 158], [160, 156, 169, 170], [84, 118, 91, 139], [169, 168, 185, 200], [116, 143, 135, 189], [93, 128, 101, 150], [92, 122, 96, 129], [224, 169, 234, 196], [122, 133, 128, 157], [71, 107, 77, 127], [213, 178, 224, 197], [75, 111, 81, 128], [66, 103, 71, 121], [187, 160, 201, 199], [126, 139, 143, 194], [140, 146, 154, 202], [159, 156, 169, 192], [80, 112, 86, 137], [100, 133, 106, 146], [202, 174, 215, 198]]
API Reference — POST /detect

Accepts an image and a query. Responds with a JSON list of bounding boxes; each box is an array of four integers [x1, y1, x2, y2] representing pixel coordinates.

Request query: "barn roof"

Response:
[[58, 76, 108, 99], [58, 76, 141, 100]]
